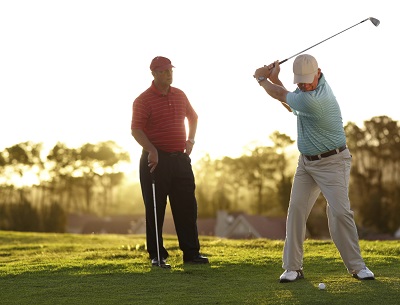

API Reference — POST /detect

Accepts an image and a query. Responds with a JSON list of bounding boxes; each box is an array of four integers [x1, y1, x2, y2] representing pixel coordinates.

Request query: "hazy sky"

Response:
[[1, 0, 397, 164]]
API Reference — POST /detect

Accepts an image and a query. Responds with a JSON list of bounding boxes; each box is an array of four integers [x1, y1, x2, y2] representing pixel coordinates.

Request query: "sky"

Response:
[[0, 0, 398, 165]]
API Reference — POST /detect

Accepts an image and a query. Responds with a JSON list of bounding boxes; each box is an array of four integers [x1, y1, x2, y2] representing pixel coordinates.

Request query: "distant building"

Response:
[[395, 228, 400, 239], [215, 211, 286, 240], [67, 214, 143, 235], [66, 211, 287, 240]]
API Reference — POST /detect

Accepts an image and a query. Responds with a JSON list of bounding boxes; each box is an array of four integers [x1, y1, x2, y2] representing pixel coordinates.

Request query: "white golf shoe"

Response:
[[151, 257, 171, 268], [279, 269, 304, 283], [353, 267, 375, 280]]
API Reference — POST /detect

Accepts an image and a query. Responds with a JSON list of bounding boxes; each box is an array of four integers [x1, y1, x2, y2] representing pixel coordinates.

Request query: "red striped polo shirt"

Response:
[[131, 81, 198, 153]]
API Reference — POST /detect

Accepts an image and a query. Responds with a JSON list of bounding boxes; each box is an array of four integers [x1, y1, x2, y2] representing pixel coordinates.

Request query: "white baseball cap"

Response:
[[293, 54, 318, 84]]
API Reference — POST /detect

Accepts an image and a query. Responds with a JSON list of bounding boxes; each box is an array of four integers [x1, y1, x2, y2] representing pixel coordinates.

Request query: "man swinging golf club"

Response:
[[131, 56, 209, 268], [254, 54, 374, 282]]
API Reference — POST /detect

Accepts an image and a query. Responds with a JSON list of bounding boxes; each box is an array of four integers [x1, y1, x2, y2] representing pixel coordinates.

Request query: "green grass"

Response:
[[0, 231, 399, 305]]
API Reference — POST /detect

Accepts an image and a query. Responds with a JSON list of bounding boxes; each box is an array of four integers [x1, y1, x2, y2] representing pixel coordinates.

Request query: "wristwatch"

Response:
[[187, 138, 195, 144], [257, 76, 266, 83]]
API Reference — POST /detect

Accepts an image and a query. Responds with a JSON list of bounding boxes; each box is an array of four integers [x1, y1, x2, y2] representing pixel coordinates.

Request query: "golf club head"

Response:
[[369, 17, 380, 27], [157, 263, 171, 269]]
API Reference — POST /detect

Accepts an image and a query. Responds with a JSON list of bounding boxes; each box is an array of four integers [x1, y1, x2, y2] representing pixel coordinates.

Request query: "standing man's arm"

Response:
[[185, 117, 198, 155], [131, 129, 158, 172]]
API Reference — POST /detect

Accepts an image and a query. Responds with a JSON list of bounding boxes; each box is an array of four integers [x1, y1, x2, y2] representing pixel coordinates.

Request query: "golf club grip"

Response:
[[253, 54, 290, 79], [271, 59, 287, 68]]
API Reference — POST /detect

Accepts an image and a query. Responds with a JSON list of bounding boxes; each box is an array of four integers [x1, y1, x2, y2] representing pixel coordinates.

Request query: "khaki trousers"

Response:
[[282, 148, 366, 273]]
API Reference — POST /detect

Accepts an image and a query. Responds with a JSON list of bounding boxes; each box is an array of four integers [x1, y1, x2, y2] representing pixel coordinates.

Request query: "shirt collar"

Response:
[[150, 81, 175, 96], [316, 73, 326, 88]]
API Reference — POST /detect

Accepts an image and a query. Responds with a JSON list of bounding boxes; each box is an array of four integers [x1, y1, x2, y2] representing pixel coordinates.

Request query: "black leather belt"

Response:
[[159, 151, 184, 157], [142, 149, 184, 157], [156, 150, 186, 158], [304, 145, 347, 161]]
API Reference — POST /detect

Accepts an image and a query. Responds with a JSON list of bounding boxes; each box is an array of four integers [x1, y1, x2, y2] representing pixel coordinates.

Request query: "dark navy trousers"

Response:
[[139, 150, 200, 261]]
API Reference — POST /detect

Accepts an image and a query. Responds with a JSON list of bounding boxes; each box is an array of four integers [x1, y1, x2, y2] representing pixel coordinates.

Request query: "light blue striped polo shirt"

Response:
[[286, 74, 346, 156]]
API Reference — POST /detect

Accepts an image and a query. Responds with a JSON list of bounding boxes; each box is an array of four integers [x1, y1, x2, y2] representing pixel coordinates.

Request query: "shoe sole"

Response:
[[279, 270, 304, 283], [279, 276, 304, 283], [352, 274, 374, 280], [183, 261, 210, 265], [152, 263, 171, 269]]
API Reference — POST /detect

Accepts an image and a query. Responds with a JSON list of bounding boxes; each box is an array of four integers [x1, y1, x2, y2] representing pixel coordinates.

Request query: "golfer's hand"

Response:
[[268, 60, 280, 82], [185, 141, 194, 155], [254, 66, 271, 79], [148, 150, 158, 173]]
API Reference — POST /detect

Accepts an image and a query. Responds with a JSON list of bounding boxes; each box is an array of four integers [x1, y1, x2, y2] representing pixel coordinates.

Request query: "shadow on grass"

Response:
[[0, 261, 399, 305]]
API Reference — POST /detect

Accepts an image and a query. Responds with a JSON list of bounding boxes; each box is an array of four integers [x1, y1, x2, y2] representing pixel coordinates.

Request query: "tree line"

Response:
[[0, 141, 131, 232], [0, 116, 399, 235], [194, 116, 400, 235], [345, 116, 400, 234]]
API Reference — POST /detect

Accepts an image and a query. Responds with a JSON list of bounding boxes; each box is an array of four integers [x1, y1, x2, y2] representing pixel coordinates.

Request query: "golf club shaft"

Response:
[[278, 17, 379, 65], [151, 176, 161, 267]]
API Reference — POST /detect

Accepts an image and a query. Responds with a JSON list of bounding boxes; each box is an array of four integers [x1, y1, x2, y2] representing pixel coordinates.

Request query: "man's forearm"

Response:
[[259, 80, 292, 112], [269, 75, 284, 86], [280, 101, 292, 112], [187, 119, 198, 141], [259, 80, 288, 103], [131, 129, 156, 153]]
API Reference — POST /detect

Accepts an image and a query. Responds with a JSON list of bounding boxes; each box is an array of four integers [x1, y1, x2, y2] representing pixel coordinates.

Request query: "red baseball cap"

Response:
[[150, 56, 175, 71]]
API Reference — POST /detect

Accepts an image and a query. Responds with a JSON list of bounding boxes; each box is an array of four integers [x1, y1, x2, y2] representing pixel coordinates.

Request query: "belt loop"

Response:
[[318, 154, 322, 160], [335, 148, 339, 154]]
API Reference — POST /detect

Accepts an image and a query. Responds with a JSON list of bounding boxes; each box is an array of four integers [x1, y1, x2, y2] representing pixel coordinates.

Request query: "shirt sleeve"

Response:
[[131, 98, 150, 130], [286, 91, 322, 118]]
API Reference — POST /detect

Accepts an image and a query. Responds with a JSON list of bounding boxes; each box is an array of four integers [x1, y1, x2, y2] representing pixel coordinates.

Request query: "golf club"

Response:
[[278, 17, 380, 65], [151, 173, 171, 269]]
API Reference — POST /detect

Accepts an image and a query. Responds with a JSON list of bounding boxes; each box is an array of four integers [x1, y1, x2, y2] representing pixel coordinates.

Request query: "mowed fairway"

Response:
[[0, 231, 399, 305]]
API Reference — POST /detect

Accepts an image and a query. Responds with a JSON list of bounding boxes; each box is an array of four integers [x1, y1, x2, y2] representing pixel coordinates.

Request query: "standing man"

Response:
[[254, 54, 374, 282], [131, 56, 209, 267]]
